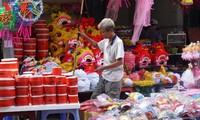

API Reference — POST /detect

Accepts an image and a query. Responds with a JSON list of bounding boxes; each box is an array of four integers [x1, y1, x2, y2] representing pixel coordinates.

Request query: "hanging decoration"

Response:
[[103, 0, 131, 21], [131, 0, 154, 45]]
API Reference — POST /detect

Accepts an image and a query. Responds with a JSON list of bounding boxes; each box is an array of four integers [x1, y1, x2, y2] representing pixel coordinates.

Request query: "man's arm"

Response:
[[95, 58, 123, 72], [78, 31, 99, 48]]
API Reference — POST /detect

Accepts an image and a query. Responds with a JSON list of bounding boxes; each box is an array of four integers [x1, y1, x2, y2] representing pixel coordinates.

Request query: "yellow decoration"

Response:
[[181, 0, 193, 5], [159, 65, 168, 76]]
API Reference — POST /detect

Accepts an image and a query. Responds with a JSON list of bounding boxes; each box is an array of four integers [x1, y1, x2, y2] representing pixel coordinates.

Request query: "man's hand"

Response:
[[95, 66, 106, 72]]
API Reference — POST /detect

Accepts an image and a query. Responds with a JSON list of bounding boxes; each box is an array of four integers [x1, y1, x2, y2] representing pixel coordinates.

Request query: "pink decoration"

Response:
[[131, 0, 154, 45], [124, 52, 135, 74]]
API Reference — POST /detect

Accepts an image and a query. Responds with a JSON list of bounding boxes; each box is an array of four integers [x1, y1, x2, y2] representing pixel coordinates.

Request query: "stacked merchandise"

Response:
[[34, 20, 49, 60], [0, 58, 18, 107], [23, 38, 37, 59], [13, 37, 23, 63], [0, 58, 79, 107]]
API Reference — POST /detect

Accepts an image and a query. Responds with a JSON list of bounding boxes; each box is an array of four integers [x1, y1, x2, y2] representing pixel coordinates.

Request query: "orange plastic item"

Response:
[[57, 84, 67, 94], [0, 97, 15, 107], [16, 86, 29, 96], [31, 95, 44, 105], [29, 76, 44, 86], [68, 95, 78, 103], [67, 76, 78, 86], [0, 69, 18, 78], [57, 94, 68, 104], [68, 86, 78, 95], [44, 75, 56, 85], [16, 95, 29, 106], [0, 62, 18, 69], [15, 76, 29, 86], [52, 67, 62, 75], [0, 78, 15, 87], [31, 85, 44, 95], [44, 85, 56, 94], [45, 94, 57, 104], [56, 76, 67, 85], [0, 87, 15, 97]]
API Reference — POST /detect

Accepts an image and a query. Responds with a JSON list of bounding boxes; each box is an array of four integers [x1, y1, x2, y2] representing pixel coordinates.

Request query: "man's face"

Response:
[[100, 29, 110, 39]]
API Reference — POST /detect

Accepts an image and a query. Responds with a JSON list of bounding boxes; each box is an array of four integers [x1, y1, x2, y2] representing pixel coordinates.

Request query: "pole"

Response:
[[72, 0, 84, 75]]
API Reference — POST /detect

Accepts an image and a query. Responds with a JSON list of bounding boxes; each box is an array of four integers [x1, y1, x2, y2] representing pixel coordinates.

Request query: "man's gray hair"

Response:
[[98, 18, 115, 31]]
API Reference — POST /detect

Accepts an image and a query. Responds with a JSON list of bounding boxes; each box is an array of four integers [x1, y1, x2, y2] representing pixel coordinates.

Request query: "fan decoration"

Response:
[[0, 0, 43, 47]]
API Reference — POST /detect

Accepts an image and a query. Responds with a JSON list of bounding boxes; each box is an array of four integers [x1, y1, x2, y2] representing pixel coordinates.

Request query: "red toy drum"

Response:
[[0, 78, 15, 87], [31, 85, 44, 95], [0, 86, 15, 97], [67, 76, 78, 86], [0, 69, 18, 78], [29, 76, 44, 86], [52, 67, 62, 75], [57, 84, 67, 94], [16, 95, 29, 106], [68, 95, 78, 103], [56, 76, 67, 85], [31, 95, 44, 105], [44, 75, 56, 85], [57, 94, 68, 104], [45, 94, 57, 104], [44, 85, 56, 94], [0, 96, 15, 107], [16, 86, 29, 96], [35, 28, 49, 34], [68, 86, 78, 95], [15, 76, 29, 86]]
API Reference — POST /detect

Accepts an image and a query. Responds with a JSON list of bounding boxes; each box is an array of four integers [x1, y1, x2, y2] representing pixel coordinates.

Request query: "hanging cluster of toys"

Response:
[[0, 0, 43, 46]]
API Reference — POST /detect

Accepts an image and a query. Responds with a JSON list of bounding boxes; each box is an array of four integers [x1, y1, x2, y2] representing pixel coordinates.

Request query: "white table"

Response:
[[0, 103, 80, 120]]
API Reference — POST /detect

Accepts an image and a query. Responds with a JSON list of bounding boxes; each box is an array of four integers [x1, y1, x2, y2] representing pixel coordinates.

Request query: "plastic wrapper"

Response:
[[128, 92, 144, 101], [157, 109, 181, 120], [126, 108, 148, 120], [94, 94, 115, 108]]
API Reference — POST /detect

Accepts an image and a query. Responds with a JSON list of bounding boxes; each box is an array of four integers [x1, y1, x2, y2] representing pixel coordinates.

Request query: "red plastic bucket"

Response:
[[15, 76, 29, 86], [0, 78, 15, 87], [31, 95, 44, 105], [44, 75, 56, 85], [37, 40, 49, 50], [29, 76, 44, 86], [16, 86, 29, 96], [44, 85, 56, 94], [52, 67, 62, 75], [0, 86, 15, 97], [0, 69, 18, 77], [68, 94, 78, 103], [45, 94, 57, 104], [23, 38, 36, 44], [16, 95, 29, 106], [35, 28, 49, 34], [0, 96, 15, 107], [57, 84, 67, 94], [0, 62, 18, 69], [68, 86, 78, 95], [57, 94, 68, 104], [56, 76, 67, 85], [37, 50, 49, 60], [67, 76, 78, 86], [31, 85, 44, 95]]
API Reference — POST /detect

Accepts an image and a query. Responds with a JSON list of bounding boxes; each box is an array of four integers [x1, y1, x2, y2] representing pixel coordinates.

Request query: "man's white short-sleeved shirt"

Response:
[[97, 36, 124, 82]]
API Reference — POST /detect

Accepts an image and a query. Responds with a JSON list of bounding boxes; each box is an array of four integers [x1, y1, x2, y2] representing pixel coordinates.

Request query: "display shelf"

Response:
[[167, 33, 186, 46], [0, 103, 80, 113]]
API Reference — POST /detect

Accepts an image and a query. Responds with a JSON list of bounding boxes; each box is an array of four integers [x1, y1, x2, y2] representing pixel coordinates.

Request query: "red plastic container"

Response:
[[52, 67, 62, 75], [44, 75, 56, 85], [16, 86, 29, 95], [56, 76, 67, 85], [23, 38, 36, 44], [29, 76, 44, 86], [68, 95, 78, 103], [0, 78, 15, 87], [35, 28, 49, 34], [37, 40, 49, 50], [31, 85, 44, 95], [15, 76, 29, 86], [45, 94, 57, 104], [16, 95, 29, 106], [67, 76, 78, 86], [23, 44, 36, 50], [57, 94, 68, 104], [0, 69, 18, 78], [68, 86, 78, 95], [57, 84, 67, 94], [1, 58, 18, 62], [0, 62, 18, 69], [31, 95, 44, 105], [0, 87, 15, 97], [0, 96, 15, 107], [44, 85, 56, 94]]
